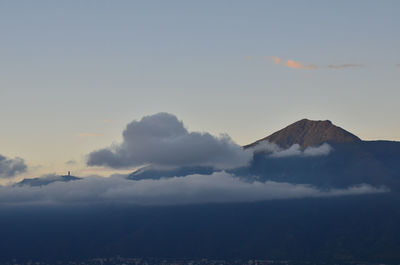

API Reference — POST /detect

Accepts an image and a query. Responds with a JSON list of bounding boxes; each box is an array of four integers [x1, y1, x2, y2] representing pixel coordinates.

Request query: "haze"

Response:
[[1, 1, 399, 180]]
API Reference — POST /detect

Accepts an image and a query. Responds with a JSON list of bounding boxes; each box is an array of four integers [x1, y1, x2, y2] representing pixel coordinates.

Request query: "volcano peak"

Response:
[[245, 119, 361, 148]]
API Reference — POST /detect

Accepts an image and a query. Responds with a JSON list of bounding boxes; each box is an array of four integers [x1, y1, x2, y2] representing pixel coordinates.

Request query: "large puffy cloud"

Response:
[[0, 172, 387, 206], [249, 141, 332, 158], [87, 113, 252, 169], [0, 154, 27, 178]]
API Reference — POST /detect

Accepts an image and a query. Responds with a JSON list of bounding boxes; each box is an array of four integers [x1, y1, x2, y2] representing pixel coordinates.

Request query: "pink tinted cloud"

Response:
[[285, 60, 317, 70], [270, 57, 316, 70], [271, 56, 282, 64], [270, 56, 364, 70]]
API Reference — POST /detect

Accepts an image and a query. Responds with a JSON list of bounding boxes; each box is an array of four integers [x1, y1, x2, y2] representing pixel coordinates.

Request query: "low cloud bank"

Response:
[[0, 172, 387, 205], [87, 113, 252, 170], [250, 141, 332, 158], [0, 154, 27, 178]]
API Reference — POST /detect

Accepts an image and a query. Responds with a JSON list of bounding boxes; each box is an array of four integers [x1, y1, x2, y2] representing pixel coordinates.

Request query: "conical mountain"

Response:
[[245, 119, 361, 148]]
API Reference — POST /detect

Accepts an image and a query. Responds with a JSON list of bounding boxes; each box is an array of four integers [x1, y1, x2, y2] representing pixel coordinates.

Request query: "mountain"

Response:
[[2, 120, 400, 263], [128, 166, 214, 180], [244, 119, 361, 149], [2, 195, 400, 263], [236, 140, 400, 189], [236, 119, 400, 190], [124, 119, 400, 190], [16, 173, 81, 187]]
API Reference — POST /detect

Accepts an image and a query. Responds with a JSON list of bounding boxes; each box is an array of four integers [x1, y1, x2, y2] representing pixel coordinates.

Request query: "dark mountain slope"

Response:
[[1, 194, 400, 263], [237, 119, 400, 189], [234, 141, 400, 189], [1, 120, 400, 263], [127, 166, 214, 180]]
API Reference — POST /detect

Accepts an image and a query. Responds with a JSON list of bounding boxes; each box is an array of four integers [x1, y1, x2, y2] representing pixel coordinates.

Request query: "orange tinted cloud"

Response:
[[270, 56, 316, 70], [285, 60, 317, 70], [271, 56, 281, 64], [270, 57, 363, 70]]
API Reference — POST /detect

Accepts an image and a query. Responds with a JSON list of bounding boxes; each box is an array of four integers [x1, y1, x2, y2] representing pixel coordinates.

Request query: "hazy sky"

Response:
[[1, 1, 399, 180]]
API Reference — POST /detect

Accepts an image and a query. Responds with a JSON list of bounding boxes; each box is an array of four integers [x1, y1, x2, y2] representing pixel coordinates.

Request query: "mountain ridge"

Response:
[[16, 174, 81, 187]]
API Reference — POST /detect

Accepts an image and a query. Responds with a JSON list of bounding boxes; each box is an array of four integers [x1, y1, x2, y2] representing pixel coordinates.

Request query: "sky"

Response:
[[1, 1, 400, 181]]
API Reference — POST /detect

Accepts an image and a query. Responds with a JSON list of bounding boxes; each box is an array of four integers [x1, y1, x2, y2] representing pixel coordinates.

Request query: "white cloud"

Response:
[[249, 141, 333, 158], [0, 172, 387, 206], [303, 143, 332, 156], [87, 113, 252, 170]]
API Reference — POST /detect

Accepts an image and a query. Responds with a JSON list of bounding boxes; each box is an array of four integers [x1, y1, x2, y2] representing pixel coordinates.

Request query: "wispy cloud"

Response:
[[271, 56, 281, 65], [270, 56, 362, 70], [285, 59, 317, 70], [327, 64, 363, 69], [270, 56, 316, 70], [78, 132, 104, 137]]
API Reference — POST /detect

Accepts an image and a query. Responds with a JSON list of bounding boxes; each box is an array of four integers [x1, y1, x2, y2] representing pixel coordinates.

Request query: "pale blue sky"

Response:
[[1, 1, 399, 179]]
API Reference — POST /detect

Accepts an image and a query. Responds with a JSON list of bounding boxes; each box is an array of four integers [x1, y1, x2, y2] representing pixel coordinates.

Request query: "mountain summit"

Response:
[[245, 119, 361, 148]]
